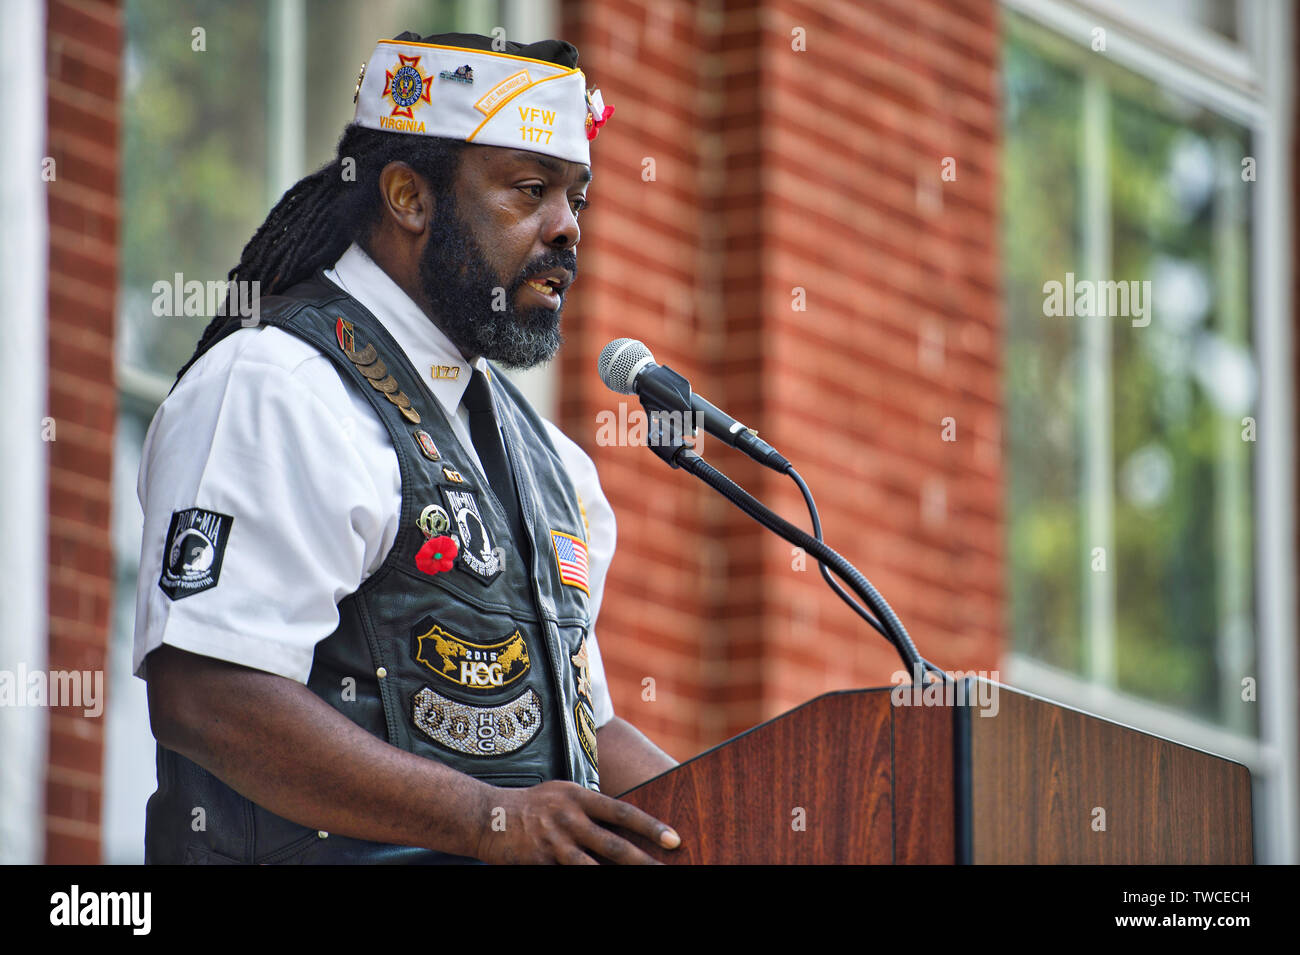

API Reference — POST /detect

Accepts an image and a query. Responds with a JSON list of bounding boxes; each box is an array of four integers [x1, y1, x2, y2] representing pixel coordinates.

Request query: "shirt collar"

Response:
[[323, 242, 489, 420]]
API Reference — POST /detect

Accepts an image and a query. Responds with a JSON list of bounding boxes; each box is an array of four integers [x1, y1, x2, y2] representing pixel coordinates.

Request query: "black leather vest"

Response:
[[145, 274, 600, 864]]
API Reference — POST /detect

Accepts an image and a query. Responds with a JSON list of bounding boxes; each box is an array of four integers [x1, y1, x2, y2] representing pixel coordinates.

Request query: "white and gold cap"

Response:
[[352, 37, 613, 166]]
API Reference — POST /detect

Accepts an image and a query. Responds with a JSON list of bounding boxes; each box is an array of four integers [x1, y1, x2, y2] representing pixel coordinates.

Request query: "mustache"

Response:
[[510, 249, 578, 289]]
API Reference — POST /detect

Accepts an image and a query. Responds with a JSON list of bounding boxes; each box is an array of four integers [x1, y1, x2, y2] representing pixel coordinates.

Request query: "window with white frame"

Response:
[[1000, 0, 1295, 864]]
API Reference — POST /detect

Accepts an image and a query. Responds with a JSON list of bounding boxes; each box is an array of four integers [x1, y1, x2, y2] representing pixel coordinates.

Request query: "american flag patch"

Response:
[[550, 531, 590, 594]]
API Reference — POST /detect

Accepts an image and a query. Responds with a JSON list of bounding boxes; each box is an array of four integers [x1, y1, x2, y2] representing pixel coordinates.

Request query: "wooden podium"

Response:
[[617, 680, 1253, 863]]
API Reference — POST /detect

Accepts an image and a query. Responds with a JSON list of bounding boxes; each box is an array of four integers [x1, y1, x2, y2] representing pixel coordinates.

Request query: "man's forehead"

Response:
[[473, 146, 592, 183]]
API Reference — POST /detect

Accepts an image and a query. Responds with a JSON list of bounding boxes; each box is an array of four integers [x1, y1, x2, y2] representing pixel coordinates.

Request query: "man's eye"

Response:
[[520, 184, 544, 199], [570, 197, 588, 214]]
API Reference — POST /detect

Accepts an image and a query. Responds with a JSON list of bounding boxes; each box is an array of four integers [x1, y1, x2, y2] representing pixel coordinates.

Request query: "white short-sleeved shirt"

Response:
[[132, 242, 616, 727]]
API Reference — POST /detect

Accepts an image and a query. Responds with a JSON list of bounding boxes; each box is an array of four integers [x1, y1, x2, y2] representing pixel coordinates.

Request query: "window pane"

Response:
[[1109, 78, 1255, 730], [119, 0, 270, 378], [1002, 15, 1257, 734], [1002, 28, 1085, 674]]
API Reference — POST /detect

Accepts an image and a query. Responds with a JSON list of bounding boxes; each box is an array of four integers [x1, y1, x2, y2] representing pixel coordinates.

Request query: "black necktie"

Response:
[[463, 368, 527, 549]]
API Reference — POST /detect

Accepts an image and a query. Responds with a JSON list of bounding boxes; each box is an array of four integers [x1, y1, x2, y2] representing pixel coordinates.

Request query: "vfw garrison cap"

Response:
[[352, 31, 613, 166]]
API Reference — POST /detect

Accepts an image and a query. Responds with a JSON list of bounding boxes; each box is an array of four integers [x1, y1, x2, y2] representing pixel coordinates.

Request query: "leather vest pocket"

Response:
[[474, 773, 543, 788], [255, 830, 324, 865], [182, 844, 243, 865]]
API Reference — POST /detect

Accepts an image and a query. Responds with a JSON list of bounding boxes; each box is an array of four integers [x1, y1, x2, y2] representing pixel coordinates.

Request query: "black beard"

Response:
[[418, 192, 576, 369]]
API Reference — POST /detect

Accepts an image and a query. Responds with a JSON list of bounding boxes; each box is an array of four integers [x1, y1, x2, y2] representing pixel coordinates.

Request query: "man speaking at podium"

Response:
[[132, 31, 678, 864]]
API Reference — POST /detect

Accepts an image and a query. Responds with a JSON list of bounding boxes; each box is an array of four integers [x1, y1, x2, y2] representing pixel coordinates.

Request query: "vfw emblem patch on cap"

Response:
[[159, 508, 232, 600], [382, 54, 433, 130]]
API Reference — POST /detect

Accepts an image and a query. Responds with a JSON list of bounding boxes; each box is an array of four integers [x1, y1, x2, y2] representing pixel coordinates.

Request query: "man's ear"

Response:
[[378, 161, 433, 236]]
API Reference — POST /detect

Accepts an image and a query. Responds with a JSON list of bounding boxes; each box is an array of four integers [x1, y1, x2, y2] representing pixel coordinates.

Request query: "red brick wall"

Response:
[[560, 0, 1004, 759], [44, 0, 121, 863]]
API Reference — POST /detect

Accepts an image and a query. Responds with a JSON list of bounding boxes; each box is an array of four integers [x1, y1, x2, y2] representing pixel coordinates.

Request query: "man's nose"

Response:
[[543, 199, 580, 249]]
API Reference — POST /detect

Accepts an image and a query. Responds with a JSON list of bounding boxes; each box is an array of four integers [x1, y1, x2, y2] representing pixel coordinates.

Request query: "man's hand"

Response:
[[476, 780, 680, 865]]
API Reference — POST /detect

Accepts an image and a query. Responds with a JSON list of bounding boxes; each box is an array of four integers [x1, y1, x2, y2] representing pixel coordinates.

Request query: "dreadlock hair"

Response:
[[174, 124, 467, 383]]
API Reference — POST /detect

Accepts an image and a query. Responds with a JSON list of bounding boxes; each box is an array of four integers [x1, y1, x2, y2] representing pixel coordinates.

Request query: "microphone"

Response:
[[597, 338, 790, 472]]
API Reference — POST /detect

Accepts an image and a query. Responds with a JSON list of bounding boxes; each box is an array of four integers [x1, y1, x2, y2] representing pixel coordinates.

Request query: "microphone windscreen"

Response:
[[597, 338, 653, 394]]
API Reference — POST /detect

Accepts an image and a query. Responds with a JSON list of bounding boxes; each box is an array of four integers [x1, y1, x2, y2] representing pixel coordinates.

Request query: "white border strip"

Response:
[[1250, 0, 1298, 866], [0, 0, 49, 865]]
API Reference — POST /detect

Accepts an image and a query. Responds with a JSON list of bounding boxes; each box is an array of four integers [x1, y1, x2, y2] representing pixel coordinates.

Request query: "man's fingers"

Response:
[[571, 818, 662, 865], [554, 842, 600, 865], [577, 790, 680, 851]]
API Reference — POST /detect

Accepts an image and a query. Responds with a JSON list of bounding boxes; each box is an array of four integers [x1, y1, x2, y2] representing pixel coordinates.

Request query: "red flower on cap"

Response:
[[415, 535, 458, 575], [585, 89, 614, 141]]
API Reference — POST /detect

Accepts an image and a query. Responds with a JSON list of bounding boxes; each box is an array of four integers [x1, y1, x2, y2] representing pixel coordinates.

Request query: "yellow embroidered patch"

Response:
[[413, 622, 531, 690]]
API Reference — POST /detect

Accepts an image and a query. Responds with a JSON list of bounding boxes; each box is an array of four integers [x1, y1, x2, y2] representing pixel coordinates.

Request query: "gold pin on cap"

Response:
[[353, 62, 367, 104]]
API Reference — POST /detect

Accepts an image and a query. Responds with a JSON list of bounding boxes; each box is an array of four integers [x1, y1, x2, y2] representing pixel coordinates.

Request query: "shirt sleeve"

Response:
[[543, 420, 617, 728], [133, 336, 389, 684]]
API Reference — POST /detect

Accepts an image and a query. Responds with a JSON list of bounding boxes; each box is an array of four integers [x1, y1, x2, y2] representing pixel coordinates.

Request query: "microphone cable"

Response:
[[787, 465, 950, 684], [674, 449, 944, 679]]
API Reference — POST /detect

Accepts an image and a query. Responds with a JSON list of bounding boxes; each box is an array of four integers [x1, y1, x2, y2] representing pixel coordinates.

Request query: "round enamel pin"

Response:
[[417, 504, 452, 539]]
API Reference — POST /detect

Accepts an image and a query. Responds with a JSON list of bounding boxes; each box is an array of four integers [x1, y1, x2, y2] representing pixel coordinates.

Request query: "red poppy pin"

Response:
[[584, 88, 613, 141], [415, 535, 458, 575]]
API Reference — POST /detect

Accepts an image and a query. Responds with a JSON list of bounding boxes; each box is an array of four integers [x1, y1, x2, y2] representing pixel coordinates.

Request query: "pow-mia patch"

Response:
[[439, 486, 502, 583], [412, 686, 542, 756], [158, 508, 232, 600], [413, 620, 530, 691], [575, 701, 599, 768]]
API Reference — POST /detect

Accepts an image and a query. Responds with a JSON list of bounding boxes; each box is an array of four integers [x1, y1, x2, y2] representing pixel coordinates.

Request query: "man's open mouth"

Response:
[[524, 278, 561, 296]]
